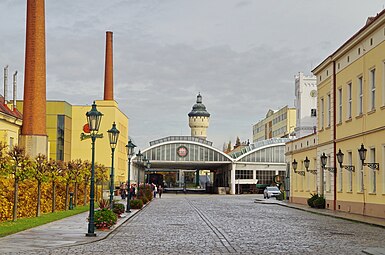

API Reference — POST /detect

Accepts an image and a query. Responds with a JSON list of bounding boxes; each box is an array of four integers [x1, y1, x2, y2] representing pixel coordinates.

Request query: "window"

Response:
[[358, 158, 364, 193], [358, 76, 363, 115], [383, 61, 385, 106], [56, 115, 65, 161], [338, 160, 343, 192], [9, 137, 14, 149], [338, 88, 342, 123], [311, 109, 317, 117], [320, 98, 324, 129], [347, 151, 353, 192], [370, 38, 373, 46], [370, 148, 376, 193], [347, 56, 350, 63], [235, 170, 253, 179], [327, 94, 331, 127], [358, 48, 361, 55], [370, 68, 376, 110], [347, 83, 352, 119]]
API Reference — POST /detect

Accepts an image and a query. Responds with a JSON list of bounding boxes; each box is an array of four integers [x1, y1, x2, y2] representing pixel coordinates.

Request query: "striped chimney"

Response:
[[22, 0, 46, 136], [104, 31, 114, 100]]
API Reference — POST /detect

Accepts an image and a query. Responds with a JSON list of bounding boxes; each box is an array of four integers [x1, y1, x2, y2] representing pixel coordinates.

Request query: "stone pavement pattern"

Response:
[[3, 194, 385, 255]]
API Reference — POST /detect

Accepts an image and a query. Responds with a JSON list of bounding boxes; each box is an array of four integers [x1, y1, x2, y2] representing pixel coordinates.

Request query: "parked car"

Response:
[[264, 186, 281, 199]]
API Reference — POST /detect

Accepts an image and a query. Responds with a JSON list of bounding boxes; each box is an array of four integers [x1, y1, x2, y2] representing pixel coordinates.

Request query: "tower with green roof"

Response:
[[188, 93, 210, 139]]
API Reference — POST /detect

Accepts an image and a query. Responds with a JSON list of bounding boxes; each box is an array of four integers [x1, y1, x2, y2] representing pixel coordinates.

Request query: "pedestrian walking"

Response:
[[153, 184, 157, 198], [158, 185, 163, 198]]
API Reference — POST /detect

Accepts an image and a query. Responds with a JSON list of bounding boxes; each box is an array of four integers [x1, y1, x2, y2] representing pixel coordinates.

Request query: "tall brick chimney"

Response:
[[20, 0, 48, 157], [104, 31, 114, 100]]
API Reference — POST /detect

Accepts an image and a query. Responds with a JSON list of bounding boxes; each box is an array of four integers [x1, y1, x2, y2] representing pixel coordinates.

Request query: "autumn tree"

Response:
[[60, 161, 73, 210], [82, 160, 91, 206], [68, 159, 83, 207], [48, 159, 64, 212], [7, 146, 33, 221], [32, 154, 50, 217]]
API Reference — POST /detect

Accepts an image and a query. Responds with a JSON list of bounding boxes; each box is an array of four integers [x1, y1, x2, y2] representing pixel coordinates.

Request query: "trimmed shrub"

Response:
[[112, 203, 125, 216], [94, 208, 117, 229], [307, 193, 319, 208], [313, 196, 326, 209], [275, 192, 284, 201], [130, 199, 143, 209]]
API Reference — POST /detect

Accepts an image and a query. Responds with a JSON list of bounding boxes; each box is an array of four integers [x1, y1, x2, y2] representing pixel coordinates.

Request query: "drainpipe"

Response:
[[333, 60, 337, 211]]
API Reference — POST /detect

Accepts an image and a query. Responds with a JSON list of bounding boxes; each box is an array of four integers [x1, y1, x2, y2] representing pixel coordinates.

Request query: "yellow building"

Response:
[[286, 134, 318, 205], [0, 97, 22, 148], [290, 11, 385, 219], [71, 100, 129, 185], [253, 106, 296, 142]]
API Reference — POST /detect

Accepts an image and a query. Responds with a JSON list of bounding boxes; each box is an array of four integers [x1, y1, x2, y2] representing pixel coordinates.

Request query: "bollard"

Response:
[[69, 192, 74, 210]]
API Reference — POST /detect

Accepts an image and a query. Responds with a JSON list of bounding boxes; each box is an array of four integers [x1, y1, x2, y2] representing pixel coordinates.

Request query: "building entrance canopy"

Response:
[[131, 136, 289, 194]]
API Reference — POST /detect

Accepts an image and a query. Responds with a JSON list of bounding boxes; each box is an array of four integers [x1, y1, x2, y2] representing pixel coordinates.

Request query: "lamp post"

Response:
[[304, 156, 317, 174], [85, 102, 103, 237], [107, 122, 120, 209], [146, 160, 151, 184], [125, 139, 136, 213], [136, 150, 143, 195]]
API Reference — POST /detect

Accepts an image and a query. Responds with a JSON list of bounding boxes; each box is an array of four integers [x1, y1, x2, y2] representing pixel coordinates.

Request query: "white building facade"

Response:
[[294, 72, 317, 138]]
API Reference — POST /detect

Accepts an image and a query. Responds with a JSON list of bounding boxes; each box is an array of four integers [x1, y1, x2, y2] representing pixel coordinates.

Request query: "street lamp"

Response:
[[146, 159, 151, 184], [291, 159, 305, 176], [136, 150, 143, 195], [320, 153, 336, 172], [85, 102, 103, 237], [107, 122, 120, 209], [336, 149, 355, 171], [125, 139, 136, 213], [358, 144, 379, 170], [304, 156, 317, 174]]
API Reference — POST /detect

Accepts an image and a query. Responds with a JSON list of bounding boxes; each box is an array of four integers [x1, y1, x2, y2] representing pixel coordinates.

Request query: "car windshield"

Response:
[[267, 187, 279, 191]]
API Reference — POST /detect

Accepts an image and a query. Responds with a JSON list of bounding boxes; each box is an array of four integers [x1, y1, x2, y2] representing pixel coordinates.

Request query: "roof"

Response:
[[188, 93, 210, 117], [0, 96, 22, 119]]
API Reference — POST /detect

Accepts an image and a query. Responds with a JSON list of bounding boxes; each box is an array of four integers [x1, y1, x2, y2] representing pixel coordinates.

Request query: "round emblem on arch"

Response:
[[177, 146, 188, 157]]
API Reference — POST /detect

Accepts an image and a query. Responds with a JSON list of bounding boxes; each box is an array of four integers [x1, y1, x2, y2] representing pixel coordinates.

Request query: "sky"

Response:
[[1, 0, 385, 150]]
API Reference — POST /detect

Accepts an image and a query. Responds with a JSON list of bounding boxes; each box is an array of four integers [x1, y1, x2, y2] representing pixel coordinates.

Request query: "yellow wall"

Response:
[[71, 100, 129, 185], [0, 112, 22, 148]]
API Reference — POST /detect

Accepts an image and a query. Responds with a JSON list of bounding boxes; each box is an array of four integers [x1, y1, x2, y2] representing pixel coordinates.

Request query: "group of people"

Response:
[[151, 183, 163, 198], [119, 182, 163, 199], [119, 183, 137, 200]]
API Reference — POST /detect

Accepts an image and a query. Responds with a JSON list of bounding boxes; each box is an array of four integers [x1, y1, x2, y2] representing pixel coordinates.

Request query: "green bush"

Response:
[[130, 199, 143, 209], [94, 208, 117, 229], [112, 203, 125, 216], [307, 193, 319, 208], [313, 196, 326, 209], [275, 193, 284, 201]]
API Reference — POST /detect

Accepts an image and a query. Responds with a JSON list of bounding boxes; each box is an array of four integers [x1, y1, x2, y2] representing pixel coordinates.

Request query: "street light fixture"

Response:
[[146, 159, 151, 184], [320, 153, 336, 172], [107, 122, 120, 209], [336, 149, 355, 172], [291, 159, 305, 176], [136, 150, 143, 195], [85, 102, 103, 237], [125, 139, 136, 213], [358, 144, 379, 170], [303, 156, 317, 174]]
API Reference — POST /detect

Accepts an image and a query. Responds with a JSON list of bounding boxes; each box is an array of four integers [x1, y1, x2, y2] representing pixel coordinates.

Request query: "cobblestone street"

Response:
[[26, 194, 385, 255]]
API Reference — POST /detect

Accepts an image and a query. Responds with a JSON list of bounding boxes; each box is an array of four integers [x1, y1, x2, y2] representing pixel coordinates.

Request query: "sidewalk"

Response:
[[0, 200, 141, 254], [254, 197, 385, 229], [255, 197, 385, 255]]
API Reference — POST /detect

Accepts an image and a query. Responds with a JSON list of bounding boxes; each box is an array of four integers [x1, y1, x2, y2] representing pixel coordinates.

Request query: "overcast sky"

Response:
[[1, 0, 385, 150]]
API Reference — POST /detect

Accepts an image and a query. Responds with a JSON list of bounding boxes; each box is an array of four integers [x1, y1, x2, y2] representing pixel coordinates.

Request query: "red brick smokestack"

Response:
[[22, 0, 46, 136], [104, 31, 114, 100]]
